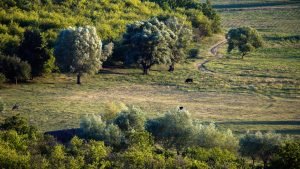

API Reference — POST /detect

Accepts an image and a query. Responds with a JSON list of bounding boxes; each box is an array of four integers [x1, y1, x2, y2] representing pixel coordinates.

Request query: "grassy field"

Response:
[[0, 1, 299, 135]]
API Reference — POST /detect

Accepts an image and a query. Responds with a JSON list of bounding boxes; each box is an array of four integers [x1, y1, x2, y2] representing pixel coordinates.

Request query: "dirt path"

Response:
[[198, 40, 227, 73]]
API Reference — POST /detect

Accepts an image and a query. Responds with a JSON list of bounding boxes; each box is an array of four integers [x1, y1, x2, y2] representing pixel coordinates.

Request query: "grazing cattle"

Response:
[[12, 104, 19, 110], [185, 78, 193, 83]]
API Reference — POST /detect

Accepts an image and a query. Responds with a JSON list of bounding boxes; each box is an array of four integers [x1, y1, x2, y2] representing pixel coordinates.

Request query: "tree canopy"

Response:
[[54, 26, 104, 84], [226, 27, 264, 58], [123, 17, 175, 74]]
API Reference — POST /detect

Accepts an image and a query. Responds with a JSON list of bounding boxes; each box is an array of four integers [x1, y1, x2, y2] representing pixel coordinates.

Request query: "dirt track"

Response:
[[198, 40, 227, 73]]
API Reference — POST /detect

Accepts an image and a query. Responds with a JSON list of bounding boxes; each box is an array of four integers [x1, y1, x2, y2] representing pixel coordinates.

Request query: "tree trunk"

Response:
[[263, 160, 267, 169], [143, 67, 149, 75], [77, 73, 81, 85], [142, 63, 150, 75], [251, 158, 255, 169], [15, 77, 18, 85], [168, 63, 175, 72], [242, 53, 245, 59]]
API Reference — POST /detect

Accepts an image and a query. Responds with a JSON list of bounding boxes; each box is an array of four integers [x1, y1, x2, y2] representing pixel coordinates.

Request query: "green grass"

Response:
[[0, 0, 299, 136]]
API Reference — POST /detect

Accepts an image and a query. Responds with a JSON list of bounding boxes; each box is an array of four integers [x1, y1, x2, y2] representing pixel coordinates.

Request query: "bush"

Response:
[[114, 106, 146, 132], [270, 141, 300, 169], [0, 54, 31, 83], [0, 115, 37, 138], [189, 48, 200, 58], [147, 107, 195, 150], [239, 131, 282, 168], [195, 123, 239, 152], [184, 147, 239, 169]]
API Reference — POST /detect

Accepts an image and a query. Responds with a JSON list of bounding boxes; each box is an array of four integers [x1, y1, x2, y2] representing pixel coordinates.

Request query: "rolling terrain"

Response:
[[0, 0, 299, 136]]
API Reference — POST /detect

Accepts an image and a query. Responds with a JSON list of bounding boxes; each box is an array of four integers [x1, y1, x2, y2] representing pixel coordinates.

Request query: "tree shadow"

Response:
[[218, 121, 300, 125]]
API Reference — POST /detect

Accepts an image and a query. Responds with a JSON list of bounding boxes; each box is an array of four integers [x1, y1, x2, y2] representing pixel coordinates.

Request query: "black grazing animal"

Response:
[[179, 106, 184, 110], [185, 78, 193, 83], [12, 104, 19, 110]]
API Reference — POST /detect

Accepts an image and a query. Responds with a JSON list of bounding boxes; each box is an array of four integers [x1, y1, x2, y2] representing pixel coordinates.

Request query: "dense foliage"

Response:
[[55, 26, 105, 84], [226, 27, 264, 58], [0, 0, 221, 81], [0, 54, 31, 83], [123, 18, 175, 74], [0, 104, 297, 169], [18, 29, 53, 77]]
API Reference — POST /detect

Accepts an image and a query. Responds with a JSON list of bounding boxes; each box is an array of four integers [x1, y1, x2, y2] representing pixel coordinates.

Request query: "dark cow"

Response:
[[185, 78, 193, 83], [12, 103, 19, 110]]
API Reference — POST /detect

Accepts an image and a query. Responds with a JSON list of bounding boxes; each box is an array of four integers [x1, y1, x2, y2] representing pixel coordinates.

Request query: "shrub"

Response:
[[0, 115, 37, 138], [147, 107, 195, 150], [239, 131, 282, 168], [195, 123, 239, 152], [270, 141, 300, 169], [0, 54, 31, 83], [184, 147, 239, 169], [114, 106, 146, 132]]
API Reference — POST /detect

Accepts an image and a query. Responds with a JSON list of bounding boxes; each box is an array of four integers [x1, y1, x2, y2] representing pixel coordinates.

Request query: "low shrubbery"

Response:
[[0, 54, 31, 84], [1, 104, 297, 168]]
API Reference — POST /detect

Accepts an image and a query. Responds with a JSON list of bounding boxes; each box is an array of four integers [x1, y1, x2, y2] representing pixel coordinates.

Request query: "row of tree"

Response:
[[0, 15, 193, 84], [0, 104, 299, 168], [0, 23, 264, 85]]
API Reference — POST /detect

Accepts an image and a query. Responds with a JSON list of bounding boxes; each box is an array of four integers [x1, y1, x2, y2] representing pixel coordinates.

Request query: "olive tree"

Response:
[[270, 141, 300, 169], [226, 27, 263, 59], [55, 26, 105, 84], [240, 131, 282, 169], [146, 107, 195, 150], [123, 18, 175, 74], [162, 16, 193, 72]]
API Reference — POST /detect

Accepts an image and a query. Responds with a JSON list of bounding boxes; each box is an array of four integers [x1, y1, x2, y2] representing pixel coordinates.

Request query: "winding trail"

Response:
[[198, 40, 227, 73]]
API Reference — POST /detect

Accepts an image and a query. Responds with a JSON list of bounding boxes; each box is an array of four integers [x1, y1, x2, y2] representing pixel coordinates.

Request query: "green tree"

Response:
[[147, 108, 195, 150], [18, 29, 51, 77], [55, 26, 105, 84], [0, 140, 30, 169], [0, 54, 31, 84], [0, 115, 37, 139], [114, 106, 146, 132], [161, 16, 193, 72], [240, 132, 282, 169], [49, 145, 66, 169], [123, 18, 175, 74], [202, 0, 221, 33], [226, 27, 263, 59], [84, 140, 110, 168], [270, 141, 300, 169]]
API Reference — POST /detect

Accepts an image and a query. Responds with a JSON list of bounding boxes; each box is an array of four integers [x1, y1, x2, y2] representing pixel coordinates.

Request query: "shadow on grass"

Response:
[[213, 2, 300, 9], [45, 128, 82, 143], [234, 129, 300, 135], [218, 121, 300, 125], [265, 35, 300, 41], [99, 69, 129, 75]]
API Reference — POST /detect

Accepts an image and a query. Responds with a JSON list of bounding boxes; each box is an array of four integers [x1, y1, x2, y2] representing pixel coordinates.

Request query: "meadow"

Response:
[[1, 0, 299, 136]]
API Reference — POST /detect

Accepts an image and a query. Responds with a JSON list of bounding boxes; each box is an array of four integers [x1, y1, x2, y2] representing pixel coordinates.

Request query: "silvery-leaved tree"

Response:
[[123, 18, 176, 75], [55, 26, 105, 84], [162, 16, 193, 72]]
